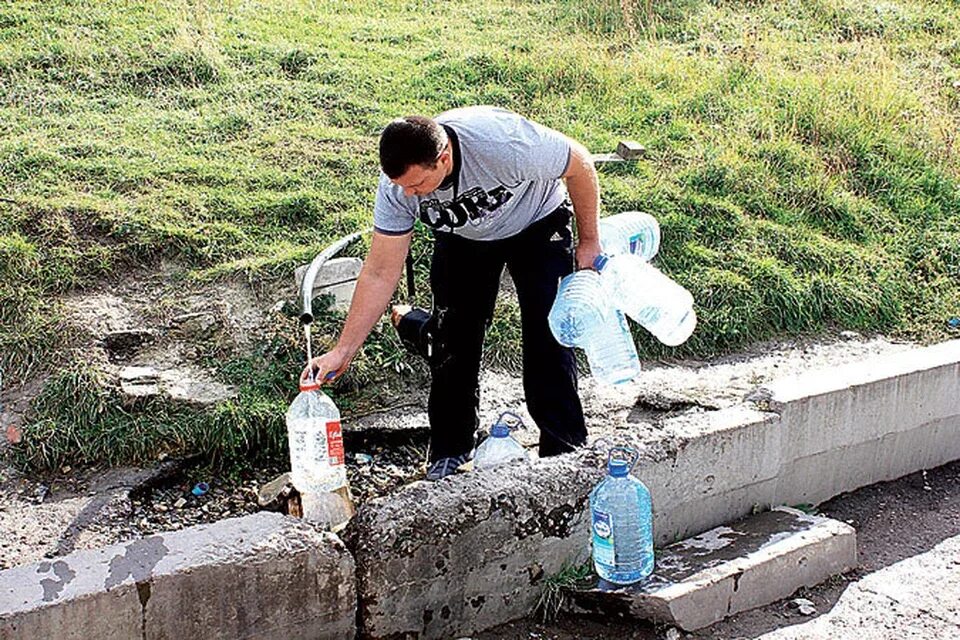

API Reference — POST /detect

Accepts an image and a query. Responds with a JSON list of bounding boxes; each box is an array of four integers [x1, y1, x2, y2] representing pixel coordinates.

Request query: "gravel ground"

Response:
[[0, 332, 915, 570]]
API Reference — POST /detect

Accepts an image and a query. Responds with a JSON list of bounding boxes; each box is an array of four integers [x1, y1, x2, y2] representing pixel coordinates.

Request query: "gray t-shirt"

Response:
[[373, 106, 571, 241]]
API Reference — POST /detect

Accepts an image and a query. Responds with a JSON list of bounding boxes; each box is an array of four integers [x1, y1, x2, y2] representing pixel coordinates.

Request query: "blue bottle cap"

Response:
[[608, 458, 630, 477], [593, 254, 610, 271], [491, 423, 510, 438]]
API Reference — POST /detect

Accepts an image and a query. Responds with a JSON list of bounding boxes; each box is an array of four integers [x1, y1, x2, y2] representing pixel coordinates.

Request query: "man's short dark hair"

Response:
[[379, 116, 448, 179]]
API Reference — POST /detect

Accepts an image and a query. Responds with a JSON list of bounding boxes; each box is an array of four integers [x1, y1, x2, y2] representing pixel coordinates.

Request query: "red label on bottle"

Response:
[[326, 421, 344, 466]]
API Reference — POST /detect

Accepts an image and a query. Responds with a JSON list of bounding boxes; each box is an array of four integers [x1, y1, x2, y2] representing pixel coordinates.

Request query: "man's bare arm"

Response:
[[302, 230, 412, 382], [562, 139, 602, 270]]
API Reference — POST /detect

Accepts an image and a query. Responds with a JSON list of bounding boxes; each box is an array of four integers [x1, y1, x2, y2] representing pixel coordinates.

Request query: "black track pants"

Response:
[[427, 206, 587, 461]]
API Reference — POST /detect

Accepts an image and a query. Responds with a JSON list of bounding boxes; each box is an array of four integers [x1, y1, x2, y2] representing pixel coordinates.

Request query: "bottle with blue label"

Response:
[[473, 411, 529, 470], [548, 270, 641, 385], [589, 446, 654, 585], [593, 253, 697, 347], [599, 211, 661, 261]]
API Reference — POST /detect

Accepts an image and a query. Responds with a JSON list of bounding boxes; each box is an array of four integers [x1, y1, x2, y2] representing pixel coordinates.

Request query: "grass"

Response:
[[535, 561, 595, 623], [3, 0, 959, 470]]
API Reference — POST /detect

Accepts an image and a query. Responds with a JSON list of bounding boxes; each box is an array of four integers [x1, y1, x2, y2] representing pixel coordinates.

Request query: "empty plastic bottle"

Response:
[[599, 211, 661, 261], [594, 253, 697, 347], [474, 411, 529, 470], [548, 270, 641, 385], [286, 377, 347, 494], [589, 447, 654, 585]]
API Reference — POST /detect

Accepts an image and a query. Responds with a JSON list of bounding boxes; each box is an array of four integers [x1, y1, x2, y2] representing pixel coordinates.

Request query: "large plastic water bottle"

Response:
[[548, 270, 641, 385], [594, 253, 697, 347], [590, 447, 654, 585], [474, 411, 528, 470], [286, 378, 347, 493], [599, 211, 661, 261]]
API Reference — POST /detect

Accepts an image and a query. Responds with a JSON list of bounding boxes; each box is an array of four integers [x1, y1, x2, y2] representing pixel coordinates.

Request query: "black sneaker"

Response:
[[426, 453, 471, 481]]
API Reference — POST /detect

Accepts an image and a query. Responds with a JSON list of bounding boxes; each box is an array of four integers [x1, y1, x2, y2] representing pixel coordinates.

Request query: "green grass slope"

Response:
[[3, 0, 958, 469]]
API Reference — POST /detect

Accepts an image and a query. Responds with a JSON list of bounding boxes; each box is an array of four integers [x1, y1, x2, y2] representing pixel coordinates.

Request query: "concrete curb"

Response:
[[352, 340, 960, 638], [0, 513, 356, 640]]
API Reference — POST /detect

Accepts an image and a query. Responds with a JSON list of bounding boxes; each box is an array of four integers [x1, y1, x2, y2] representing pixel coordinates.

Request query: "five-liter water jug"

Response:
[[590, 447, 654, 585], [286, 378, 347, 493], [599, 211, 661, 261], [548, 270, 641, 385], [593, 253, 697, 347], [474, 411, 529, 470]]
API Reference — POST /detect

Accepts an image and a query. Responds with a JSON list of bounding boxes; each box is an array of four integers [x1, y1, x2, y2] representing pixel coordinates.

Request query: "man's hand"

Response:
[[300, 348, 352, 385], [576, 237, 603, 271]]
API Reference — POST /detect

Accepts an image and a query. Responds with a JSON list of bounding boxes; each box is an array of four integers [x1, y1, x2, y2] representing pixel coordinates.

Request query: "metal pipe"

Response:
[[299, 229, 369, 326]]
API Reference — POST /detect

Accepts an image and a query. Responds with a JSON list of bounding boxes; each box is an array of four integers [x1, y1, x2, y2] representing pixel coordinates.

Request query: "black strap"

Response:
[[405, 251, 416, 304]]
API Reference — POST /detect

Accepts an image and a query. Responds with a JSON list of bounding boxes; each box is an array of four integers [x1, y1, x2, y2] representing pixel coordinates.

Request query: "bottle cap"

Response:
[[593, 254, 610, 271], [299, 378, 321, 392], [606, 446, 637, 477], [491, 423, 510, 438], [608, 458, 630, 477]]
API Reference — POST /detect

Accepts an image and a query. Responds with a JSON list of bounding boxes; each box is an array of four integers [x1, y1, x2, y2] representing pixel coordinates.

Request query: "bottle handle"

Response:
[[607, 446, 638, 471], [495, 411, 525, 431]]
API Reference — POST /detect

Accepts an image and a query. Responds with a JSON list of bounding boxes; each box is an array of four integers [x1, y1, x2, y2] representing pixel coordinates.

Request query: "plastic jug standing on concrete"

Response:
[[598, 211, 661, 260], [286, 377, 347, 494], [548, 270, 641, 385], [589, 446, 654, 585], [593, 253, 697, 347], [474, 411, 529, 470]]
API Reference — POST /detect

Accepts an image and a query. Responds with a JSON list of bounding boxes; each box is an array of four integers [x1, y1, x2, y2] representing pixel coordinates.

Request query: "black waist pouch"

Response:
[[394, 307, 433, 360]]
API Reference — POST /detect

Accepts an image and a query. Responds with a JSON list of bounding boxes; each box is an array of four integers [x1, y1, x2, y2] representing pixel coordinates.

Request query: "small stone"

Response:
[[155, 504, 168, 512], [665, 628, 682, 640], [790, 597, 816, 616], [4, 424, 21, 444]]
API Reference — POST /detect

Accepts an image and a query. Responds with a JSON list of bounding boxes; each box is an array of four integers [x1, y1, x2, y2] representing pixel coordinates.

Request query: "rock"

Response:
[[257, 472, 296, 510], [170, 312, 219, 340], [118, 365, 237, 407], [790, 597, 817, 616]]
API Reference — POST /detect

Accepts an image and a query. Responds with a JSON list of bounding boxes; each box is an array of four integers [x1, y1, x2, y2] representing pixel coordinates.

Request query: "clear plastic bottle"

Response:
[[474, 411, 528, 470], [548, 270, 641, 385], [599, 211, 661, 261], [285, 378, 347, 494], [589, 447, 654, 585], [594, 253, 697, 347]]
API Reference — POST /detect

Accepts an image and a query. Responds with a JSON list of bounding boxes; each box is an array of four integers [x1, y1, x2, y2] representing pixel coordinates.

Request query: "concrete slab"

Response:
[[761, 341, 960, 459], [638, 406, 781, 545], [295, 257, 362, 311], [0, 513, 356, 640], [570, 507, 856, 631]]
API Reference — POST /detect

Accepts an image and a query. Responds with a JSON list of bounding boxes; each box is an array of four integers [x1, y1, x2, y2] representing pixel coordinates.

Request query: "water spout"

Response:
[[299, 229, 369, 326]]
